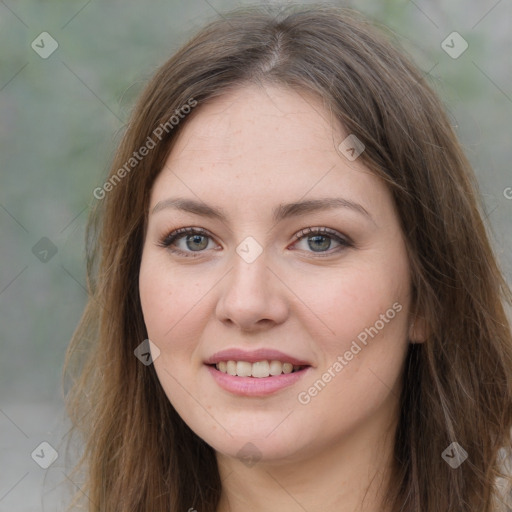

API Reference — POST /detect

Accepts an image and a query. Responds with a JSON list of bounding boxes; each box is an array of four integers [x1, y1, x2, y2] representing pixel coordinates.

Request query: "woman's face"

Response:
[[139, 85, 419, 464]]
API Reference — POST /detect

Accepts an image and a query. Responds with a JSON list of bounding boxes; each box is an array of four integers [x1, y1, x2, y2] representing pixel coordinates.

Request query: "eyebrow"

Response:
[[151, 196, 373, 223]]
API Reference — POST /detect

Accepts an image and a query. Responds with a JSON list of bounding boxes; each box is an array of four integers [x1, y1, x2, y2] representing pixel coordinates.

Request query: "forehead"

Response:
[[166, 86, 339, 170], [149, 84, 387, 218]]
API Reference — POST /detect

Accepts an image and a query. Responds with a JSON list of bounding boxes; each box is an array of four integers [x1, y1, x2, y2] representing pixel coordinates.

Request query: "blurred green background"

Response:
[[0, 0, 511, 509]]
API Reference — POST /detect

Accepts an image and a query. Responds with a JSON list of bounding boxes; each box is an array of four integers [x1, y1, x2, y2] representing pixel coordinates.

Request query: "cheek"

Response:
[[139, 253, 185, 344], [139, 261, 169, 338], [290, 276, 409, 446], [289, 250, 411, 416], [139, 257, 215, 433], [293, 260, 410, 347], [139, 252, 215, 362]]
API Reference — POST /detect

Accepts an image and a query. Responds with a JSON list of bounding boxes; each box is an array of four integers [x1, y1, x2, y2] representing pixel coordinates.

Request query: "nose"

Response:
[[215, 249, 289, 332]]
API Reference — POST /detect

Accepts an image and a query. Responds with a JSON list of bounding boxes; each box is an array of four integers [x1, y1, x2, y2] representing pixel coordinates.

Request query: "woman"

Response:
[[64, 4, 512, 511]]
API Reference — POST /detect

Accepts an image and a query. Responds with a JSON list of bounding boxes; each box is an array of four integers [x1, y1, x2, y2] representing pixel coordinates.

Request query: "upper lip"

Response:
[[204, 348, 312, 366]]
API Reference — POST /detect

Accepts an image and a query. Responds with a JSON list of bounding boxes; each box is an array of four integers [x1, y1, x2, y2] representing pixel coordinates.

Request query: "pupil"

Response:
[[309, 235, 330, 252], [187, 234, 208, 251]]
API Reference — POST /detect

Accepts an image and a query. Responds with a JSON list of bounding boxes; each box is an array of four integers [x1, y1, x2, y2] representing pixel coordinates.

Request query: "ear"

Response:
[[409, 315, 428, 343]]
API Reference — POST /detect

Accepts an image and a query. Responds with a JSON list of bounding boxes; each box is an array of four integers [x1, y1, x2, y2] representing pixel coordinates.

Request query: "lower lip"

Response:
[[205, 365, 311, 397]]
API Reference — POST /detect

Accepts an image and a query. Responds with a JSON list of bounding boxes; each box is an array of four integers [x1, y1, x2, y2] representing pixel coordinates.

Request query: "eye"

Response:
[[158, 226, 352, 258], [291, 227, 352, 256], [158, 227, 218, 257]]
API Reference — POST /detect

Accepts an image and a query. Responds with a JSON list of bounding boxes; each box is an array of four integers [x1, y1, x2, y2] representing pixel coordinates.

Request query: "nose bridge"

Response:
[[216, 238, 288, 328], [227, 240, 273, 301]]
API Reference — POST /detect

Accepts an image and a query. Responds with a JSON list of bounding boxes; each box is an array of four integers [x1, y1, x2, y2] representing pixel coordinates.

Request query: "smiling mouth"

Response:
[[208, 360, 309, 378]]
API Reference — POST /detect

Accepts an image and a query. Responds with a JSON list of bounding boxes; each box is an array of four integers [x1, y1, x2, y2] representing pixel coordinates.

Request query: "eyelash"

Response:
[[157, 226, 352, 258]]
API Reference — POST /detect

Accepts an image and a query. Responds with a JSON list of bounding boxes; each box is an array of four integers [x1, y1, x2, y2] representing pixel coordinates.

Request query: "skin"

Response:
[[139, 84, 425, 512]]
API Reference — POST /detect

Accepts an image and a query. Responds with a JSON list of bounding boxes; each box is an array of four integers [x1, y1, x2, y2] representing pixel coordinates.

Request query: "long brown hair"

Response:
[[63, 4, 512, 511]]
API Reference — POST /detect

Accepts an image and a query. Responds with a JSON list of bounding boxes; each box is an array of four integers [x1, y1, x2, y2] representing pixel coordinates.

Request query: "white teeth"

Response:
[[252, 361, 270, 378], [214, 359, 305, 377], [269, 360, 283, 376], [282, 362, 293, 374], [226, 360, 237, 376], [236, 361, 252, 377]]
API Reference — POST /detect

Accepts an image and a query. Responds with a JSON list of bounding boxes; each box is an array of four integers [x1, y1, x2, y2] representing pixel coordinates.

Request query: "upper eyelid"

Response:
[[159, 227, 214, 246], [294, 226, 346, 239]]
